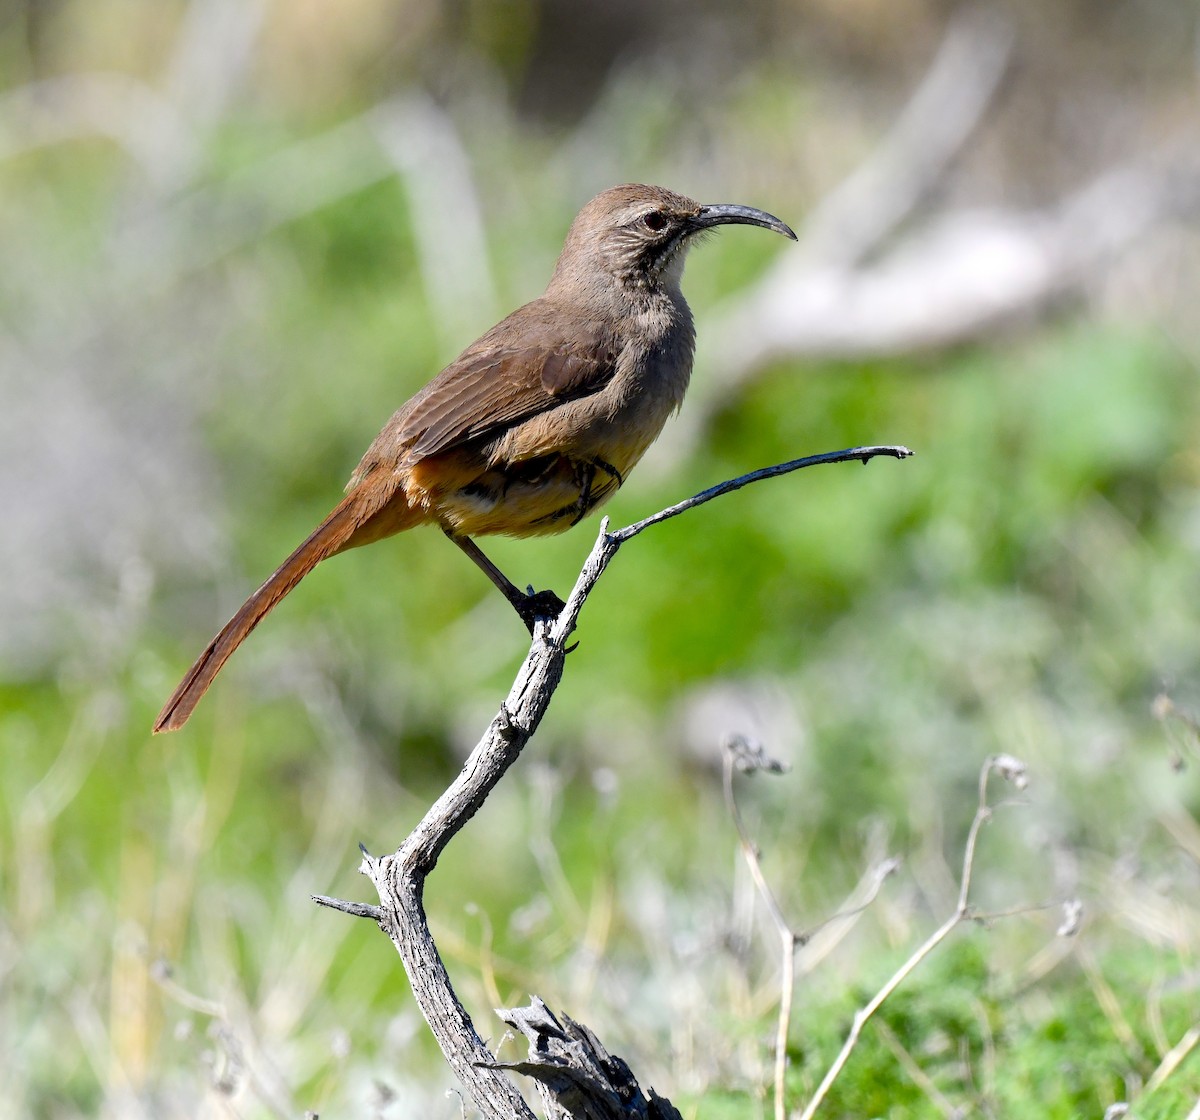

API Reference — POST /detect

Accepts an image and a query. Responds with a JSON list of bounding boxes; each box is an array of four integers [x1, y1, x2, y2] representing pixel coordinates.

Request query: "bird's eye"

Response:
[[641, 211, 668, 232]]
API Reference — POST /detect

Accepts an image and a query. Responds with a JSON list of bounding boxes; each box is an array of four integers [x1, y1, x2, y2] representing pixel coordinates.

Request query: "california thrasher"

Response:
[[154, 183, 795, 733]]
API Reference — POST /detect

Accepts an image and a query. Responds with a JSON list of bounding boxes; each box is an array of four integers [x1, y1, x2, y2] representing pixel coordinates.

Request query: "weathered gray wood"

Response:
[[486, 997, 685, 1120]]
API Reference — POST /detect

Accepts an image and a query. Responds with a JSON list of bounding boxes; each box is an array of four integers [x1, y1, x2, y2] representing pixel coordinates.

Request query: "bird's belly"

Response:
[[431, 451, 622, 538]]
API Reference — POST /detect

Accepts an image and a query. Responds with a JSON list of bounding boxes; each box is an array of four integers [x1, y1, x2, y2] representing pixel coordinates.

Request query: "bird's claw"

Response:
[[516, 588, 568, 635]]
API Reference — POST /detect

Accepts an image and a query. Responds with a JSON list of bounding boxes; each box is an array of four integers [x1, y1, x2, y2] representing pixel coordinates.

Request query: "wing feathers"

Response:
[[398, 300, 618, 460]]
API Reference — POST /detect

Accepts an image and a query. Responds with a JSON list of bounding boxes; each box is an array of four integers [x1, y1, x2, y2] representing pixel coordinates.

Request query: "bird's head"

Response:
[[549, 183, 796, 298]]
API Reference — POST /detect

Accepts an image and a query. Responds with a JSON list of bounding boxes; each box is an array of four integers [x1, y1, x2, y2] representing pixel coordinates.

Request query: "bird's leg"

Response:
[[445, 531, 566, 634], [569, 461, 597, 527]]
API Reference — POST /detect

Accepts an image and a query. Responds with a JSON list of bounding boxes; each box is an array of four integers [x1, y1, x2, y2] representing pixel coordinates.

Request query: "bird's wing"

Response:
[[400, 301, 620, 459]]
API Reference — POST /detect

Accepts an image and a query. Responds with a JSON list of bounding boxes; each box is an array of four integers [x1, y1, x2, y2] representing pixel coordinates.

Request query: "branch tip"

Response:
[[864, 445, 914, 464]]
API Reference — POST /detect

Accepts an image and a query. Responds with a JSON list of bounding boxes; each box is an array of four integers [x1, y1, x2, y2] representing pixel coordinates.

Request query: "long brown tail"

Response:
[[153, 484, 408, 734]]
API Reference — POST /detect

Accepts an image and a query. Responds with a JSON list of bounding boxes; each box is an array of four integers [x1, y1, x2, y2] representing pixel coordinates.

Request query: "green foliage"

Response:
[[773, 937, 1200, 1118]]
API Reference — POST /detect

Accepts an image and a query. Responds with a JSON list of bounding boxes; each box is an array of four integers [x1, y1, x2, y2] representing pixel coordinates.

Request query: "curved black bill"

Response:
[[693, 203, 797, 240]]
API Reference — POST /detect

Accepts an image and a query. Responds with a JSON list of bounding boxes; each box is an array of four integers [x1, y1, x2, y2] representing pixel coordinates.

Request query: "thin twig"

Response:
[[613, 445, 913, 543], [1075, 942, 1146, 1064], [721, 738, 797, 1120], [791, 856, 902, 983], [721, 739, 796, 944]]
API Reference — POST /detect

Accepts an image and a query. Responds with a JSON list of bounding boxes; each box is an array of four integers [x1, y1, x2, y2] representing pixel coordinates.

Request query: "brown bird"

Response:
[[154, 183, 795, 733]]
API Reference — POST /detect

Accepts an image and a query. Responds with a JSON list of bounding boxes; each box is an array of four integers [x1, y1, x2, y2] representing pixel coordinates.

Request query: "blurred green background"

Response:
[[2, 0, 1199, 1116]]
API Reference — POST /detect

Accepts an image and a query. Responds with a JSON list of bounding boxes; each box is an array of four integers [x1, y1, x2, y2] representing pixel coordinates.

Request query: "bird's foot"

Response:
[[516, 588, 568, 635]]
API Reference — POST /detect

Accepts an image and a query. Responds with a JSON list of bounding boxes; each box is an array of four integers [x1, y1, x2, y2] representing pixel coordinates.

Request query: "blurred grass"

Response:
[[4, 12, 1200, 1115]]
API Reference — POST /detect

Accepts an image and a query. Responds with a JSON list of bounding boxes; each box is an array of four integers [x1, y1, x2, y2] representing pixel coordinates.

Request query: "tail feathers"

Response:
[[153, 486, 399, 734]]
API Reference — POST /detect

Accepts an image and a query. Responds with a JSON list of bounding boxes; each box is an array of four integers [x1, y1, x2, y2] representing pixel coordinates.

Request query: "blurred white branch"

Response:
[[662, 8, 1200, 451], [702, 152, 1200, 379], [0, 74, 197, 186], [801, 4, 1015, 269], [112, 115, 395, 285], [371, 94, 503, 349], [165, 0, 266, 132]]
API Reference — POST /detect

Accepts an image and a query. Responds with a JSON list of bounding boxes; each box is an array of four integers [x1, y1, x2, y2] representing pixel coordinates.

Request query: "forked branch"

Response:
[[313, 445, 912, 1119]]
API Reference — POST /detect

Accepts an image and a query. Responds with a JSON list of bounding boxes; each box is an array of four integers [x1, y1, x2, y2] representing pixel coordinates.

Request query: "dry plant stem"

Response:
[[722, 743, 899, 1120], [552, 446, 912, 649], [1075, 941, 1144, 1062], [1142, 1023, 1200, 1099], [795, 756, 1011, 1120], [793, 856, 901, 982], [722, 749, 797, 1120], [314, 444, 912, 1120]]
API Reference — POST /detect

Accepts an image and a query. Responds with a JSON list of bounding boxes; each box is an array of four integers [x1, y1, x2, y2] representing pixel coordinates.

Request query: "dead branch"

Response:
[[313, 445, 911, 1119], [484, 998, 686, 1120]]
